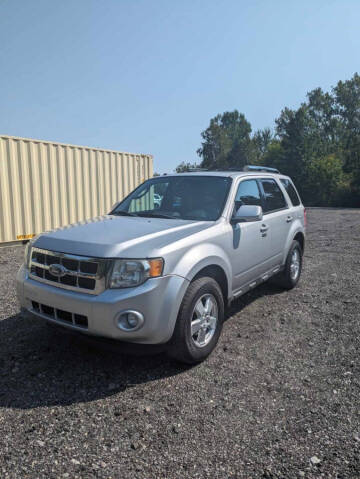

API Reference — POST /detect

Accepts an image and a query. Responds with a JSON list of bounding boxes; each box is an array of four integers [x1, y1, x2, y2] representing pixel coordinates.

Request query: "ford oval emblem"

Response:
[[49, 263, 66, 278]]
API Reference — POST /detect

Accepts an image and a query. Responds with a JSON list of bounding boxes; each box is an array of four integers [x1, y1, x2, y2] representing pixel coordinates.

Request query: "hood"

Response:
[[34, 215, 213, 258]]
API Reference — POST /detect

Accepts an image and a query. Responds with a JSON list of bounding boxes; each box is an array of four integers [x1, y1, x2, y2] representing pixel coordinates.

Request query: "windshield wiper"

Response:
[[137, 212, 177, 219], [111, 210, 138, 217]]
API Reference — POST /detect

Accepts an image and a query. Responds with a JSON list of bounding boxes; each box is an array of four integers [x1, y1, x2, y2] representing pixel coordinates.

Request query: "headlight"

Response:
[[109, 258, 164, 288]]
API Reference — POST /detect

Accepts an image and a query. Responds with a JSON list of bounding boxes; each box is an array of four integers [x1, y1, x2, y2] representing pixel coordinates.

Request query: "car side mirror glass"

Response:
[[231, 204, 263, 224]]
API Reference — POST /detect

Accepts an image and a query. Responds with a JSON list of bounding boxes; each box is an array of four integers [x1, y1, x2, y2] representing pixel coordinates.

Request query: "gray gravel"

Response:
[[0, 208, 359, 478]]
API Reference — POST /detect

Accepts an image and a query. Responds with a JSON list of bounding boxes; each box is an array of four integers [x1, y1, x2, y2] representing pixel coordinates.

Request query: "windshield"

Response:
[[112, 175, 232, 221]]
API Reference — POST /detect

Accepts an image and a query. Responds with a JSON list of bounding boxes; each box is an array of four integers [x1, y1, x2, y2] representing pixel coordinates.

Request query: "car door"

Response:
[[230, 178, 274, 293], [258, 178, 292, 266]]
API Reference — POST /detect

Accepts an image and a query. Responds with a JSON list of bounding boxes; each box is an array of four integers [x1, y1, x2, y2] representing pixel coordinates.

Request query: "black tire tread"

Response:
[[168, 276, 224, 364], [272, 239, 302, 290]]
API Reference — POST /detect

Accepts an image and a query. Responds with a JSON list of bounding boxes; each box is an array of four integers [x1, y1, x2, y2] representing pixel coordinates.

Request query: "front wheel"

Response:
[[167, 277, 224, 364]]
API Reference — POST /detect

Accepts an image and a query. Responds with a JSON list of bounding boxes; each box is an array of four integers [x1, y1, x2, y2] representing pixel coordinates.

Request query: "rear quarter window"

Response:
[[280, 179, 301, 206]]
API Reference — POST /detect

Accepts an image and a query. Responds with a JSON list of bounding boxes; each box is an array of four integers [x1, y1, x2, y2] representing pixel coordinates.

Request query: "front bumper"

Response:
[[16, 265, 189, 344]]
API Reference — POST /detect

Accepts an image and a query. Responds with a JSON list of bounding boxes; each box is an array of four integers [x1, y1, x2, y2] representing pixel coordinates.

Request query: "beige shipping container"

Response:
[[0, 135, 153, 244]]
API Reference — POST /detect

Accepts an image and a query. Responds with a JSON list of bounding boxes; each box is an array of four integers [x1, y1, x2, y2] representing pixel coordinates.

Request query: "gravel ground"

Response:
[[0, 208, 359, 478]]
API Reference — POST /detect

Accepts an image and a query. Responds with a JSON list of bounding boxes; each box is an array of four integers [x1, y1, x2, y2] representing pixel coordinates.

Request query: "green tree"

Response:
[[274, 105, 314, 182], [333, 74, 360, 199], [175, 161, 200, 173], [306, 154, 345, 206], [251, 128, 273, 164], [197, 110, 253, 169], [272, 74, 360, 205], [194, 73, 360, 206]]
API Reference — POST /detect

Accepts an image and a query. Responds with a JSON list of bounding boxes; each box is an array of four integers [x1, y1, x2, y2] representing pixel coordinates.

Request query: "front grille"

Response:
[[31, 301, 88, 329], [29, 247, 107, 295]]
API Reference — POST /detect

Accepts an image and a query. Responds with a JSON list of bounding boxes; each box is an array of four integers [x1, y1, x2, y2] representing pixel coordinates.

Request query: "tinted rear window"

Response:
[[280, 179, 301, 206]]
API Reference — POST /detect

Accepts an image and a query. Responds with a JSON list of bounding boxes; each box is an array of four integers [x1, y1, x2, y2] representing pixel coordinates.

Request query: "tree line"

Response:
[[176, 73, 360, 207]]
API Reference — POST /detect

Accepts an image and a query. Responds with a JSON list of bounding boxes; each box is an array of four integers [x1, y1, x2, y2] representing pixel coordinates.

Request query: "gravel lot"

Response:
[[0, 208, 359, 478]]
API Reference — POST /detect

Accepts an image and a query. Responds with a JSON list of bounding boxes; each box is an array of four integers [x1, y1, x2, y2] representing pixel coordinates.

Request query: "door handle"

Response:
[[260, 224, 269, 233], [286, 216, 293, 223]]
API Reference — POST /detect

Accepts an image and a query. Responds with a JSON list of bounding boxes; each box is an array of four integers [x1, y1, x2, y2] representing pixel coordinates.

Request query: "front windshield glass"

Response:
[[112, 175, 232, 221]]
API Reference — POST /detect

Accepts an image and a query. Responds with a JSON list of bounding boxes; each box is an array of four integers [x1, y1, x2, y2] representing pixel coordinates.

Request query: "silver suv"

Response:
[[17, 166, 306, 363]]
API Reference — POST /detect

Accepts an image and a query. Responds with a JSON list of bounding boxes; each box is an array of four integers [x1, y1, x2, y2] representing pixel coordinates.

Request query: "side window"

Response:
[[234, 179, 262, 210], [260, 179, 287, 213], [280, 178, 301, 206]]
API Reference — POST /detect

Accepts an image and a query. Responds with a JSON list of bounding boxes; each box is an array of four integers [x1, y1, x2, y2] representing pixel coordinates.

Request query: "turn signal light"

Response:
[[149, 258, 164, 277]]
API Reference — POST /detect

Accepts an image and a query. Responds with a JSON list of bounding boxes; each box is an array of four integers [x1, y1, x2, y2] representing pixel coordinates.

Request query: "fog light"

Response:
[[116, 310, 144, 332]]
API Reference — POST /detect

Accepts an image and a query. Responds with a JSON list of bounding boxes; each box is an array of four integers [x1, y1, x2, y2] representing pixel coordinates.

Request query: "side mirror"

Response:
[[231, 205, 263, 224]]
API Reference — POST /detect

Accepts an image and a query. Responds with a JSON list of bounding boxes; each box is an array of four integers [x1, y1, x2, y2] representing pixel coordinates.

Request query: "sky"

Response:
[[1, 0, 359, 173]]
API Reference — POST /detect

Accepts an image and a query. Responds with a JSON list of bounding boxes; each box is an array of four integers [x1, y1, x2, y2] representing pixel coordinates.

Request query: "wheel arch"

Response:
[[183, 255, 232, 305], [192, 264, 229, 305], [282, 224, 305, 264], [293, 231, 305, 253]]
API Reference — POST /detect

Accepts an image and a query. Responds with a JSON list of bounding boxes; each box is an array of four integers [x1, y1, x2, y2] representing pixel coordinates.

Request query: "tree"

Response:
[[197, 110, 253, 169], [251, 128, 273, 164], [306, 154, 345, 206], [272, 74, 360, 205], [194, 73, 360, 206], [175, 161, 200, 173], [333, 74, 360, 199]]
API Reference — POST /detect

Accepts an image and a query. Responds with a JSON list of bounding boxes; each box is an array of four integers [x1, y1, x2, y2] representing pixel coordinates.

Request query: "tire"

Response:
[[167, 276, 224, 364], [272, 239, 303, 290]]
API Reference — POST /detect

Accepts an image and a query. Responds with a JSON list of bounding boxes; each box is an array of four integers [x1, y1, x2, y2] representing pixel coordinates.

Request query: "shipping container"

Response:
[[0, 135, 153, 244]]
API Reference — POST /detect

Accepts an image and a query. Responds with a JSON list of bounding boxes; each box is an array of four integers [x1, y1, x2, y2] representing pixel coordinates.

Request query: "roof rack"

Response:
[[208, 165, 281, 173], [180, 165, 281, 174], [209, 167, 242, 172], [242, 165, 280, 174]]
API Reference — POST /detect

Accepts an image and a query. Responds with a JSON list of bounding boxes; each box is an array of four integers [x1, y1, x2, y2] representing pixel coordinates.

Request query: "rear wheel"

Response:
[[168, 277, 224, 364], [272, 239, 302, 290]]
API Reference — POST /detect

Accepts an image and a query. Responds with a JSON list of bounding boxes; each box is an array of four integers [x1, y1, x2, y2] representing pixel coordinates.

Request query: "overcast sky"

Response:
[[1, 0, 359, 173]]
